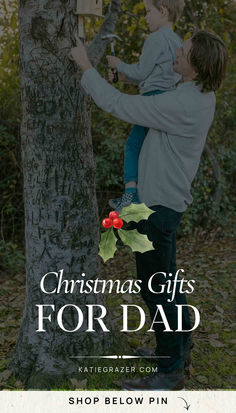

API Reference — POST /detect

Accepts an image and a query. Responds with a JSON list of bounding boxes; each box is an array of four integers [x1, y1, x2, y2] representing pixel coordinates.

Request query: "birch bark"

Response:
[[10, 0, 121, 388]]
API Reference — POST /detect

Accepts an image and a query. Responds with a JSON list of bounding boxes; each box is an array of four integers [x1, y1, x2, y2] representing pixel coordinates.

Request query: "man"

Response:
[[70, 31, 227, 390]]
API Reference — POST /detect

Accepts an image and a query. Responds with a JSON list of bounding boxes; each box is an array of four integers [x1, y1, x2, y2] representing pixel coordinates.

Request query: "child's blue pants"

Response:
[[124, 89, 165, 184]]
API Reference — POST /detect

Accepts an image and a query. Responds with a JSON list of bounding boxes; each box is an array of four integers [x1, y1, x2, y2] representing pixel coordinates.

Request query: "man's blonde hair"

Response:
[[151, 0, 185, 22]]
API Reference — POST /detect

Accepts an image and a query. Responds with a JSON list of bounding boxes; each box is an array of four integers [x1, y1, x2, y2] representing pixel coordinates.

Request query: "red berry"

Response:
[[102, 218, 113, 228], [109, 211, 119, 220], [112, 218, 123, 229]]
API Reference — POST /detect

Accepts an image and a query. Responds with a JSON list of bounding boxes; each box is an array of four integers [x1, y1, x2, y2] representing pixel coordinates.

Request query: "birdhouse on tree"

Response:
[[76, 0, 103, 17]]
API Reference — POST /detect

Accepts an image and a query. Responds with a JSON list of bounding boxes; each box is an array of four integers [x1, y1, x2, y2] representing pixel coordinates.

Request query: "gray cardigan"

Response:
[[118, 27, 182, 94], [81, 69, 216, 212]]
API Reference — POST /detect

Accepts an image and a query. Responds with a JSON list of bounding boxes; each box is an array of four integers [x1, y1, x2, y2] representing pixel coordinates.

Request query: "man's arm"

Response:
[[81, 68, 186, 135]]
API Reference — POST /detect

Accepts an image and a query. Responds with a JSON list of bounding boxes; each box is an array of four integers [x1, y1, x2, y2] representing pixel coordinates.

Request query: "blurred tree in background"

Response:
[[0, 0, 235, 269], [0, 0, 23, 271]]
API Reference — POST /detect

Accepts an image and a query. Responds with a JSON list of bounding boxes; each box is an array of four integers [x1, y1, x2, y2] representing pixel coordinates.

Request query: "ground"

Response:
[[0, 231, 235, 390]]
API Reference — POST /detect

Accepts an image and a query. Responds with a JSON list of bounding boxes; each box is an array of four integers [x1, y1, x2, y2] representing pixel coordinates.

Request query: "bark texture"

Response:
[[10, 0, 122, 388]]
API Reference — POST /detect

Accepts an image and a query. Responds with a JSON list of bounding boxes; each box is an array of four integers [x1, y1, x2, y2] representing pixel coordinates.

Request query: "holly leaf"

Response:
[[119, 203, 154, 223], [118, 228, 154, 254], [99, 228, 117, 263]]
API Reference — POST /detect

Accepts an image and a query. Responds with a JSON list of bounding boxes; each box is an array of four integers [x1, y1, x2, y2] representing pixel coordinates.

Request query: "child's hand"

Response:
[[108, 69, 131, 84], [107, 55, 121, 69], [108, 68, 114, 83]]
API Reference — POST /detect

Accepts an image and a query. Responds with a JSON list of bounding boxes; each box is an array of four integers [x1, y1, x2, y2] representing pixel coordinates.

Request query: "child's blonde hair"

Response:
[[151, 0, 185, 23]]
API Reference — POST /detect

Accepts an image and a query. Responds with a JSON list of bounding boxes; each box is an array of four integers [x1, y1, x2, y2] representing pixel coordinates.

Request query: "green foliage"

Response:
[[0, 125, 23, 242], [0, 1, 22, 245], [92, 109, 128, 188], [0, 241, 25, 274], [0, 0, 20, 125]]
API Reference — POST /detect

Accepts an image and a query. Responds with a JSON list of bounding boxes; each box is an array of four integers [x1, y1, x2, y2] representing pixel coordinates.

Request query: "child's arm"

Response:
[[117, 32, 165, 82], [108, 68, 139, 85]]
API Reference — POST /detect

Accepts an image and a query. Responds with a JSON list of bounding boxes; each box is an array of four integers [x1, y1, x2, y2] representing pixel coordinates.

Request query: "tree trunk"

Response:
[[10, 0, 121, 388]]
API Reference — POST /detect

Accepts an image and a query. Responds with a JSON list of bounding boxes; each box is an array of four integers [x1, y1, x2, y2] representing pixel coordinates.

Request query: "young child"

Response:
[[107, 0, 185, 212]]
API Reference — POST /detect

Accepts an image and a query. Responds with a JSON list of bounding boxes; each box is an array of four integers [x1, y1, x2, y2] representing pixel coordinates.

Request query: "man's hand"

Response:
[[107, 55, 121, 69], [69, 34, 93, 73]]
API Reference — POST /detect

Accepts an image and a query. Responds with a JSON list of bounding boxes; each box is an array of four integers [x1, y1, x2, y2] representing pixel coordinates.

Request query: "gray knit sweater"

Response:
[[81, 69, 216, 212], [118, 27, 182, 94]]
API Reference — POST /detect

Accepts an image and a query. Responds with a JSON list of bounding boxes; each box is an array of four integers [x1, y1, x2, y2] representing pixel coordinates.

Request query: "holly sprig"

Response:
[[99, 203, 155, 263]]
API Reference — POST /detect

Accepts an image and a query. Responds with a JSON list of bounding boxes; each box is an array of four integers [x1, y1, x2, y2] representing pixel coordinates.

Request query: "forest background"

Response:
[[0, 0, 235, 390]]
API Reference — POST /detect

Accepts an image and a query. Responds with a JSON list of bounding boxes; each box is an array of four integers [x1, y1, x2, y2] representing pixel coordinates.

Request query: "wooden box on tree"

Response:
[[76, 0, 103, 17]]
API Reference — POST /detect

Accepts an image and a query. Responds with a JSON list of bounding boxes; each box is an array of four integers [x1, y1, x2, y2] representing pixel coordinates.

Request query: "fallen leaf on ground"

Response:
[[70, 378, 87, 389], [112, 380, 122, 387], [0, 370, 12, 383], [196, 375, 209, 384], [215, 305, 224, 314], [209, 339, 225, 348]]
